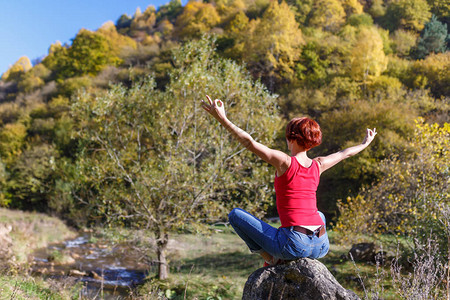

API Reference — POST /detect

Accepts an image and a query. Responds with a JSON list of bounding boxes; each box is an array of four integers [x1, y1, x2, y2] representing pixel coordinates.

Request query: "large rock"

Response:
[[349, 243, 375, 262], [243, 258, 360, 300]]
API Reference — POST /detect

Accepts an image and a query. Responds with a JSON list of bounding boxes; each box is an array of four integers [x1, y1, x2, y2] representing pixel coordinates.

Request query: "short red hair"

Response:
[[285, 117, 322, 150]]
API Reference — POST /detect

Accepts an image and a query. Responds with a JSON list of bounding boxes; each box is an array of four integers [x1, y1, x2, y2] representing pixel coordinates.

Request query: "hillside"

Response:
[[0, 0, 448, 224]]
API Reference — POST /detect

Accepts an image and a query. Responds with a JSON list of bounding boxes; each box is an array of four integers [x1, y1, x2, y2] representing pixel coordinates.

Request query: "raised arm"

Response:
[[314, 128, 377, 174], [201, 95, 290, 175]]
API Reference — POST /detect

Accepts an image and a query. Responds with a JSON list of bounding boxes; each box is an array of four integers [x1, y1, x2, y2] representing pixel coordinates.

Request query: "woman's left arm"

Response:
[[314, 128, 377, 174]]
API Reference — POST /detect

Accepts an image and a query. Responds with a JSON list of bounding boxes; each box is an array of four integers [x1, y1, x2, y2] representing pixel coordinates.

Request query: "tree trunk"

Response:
[[157, 232, 169, 280]]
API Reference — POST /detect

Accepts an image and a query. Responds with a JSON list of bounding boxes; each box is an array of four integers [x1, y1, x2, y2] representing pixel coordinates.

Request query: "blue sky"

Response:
[[0, 0, 173, 76]]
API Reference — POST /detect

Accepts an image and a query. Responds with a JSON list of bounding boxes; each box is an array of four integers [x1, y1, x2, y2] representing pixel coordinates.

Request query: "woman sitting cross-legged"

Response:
[[201, 95, 377, 266]]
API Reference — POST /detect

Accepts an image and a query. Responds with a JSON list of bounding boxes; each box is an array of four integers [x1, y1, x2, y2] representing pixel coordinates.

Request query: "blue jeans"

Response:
[[228, 208, 329, 260]]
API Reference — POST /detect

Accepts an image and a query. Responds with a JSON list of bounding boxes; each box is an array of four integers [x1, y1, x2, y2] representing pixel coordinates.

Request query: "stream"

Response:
[[31, 235, 150, 299]]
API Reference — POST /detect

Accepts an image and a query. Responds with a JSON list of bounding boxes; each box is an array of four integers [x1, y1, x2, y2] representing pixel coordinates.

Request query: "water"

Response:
[[32, 235, 149, 298]]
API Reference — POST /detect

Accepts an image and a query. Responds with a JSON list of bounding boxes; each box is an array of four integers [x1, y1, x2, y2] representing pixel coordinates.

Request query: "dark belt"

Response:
[[293, 225, 326, 237]]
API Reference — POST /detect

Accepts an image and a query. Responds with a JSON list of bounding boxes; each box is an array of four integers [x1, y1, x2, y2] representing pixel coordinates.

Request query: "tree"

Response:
[[97, 21, 137, 53], [156, 0, 183, 23], [17, 64, 51, 93], [285, 0, 314, 25], [115, 14, 132, 34], [383, 0, 431, 32], [350, 27, 388, 83], [72, 37, 280, 279], [308, 0, 346, 32], [341, 0, 363, 16], [130, 6, 157, 36], [391, 29, 418, 57], [295, 42, 331, 88], [427, 0, 450, 24], [1, 57, 32, 82], [215, 0, 246, 21], [6, 144, 58, 210], [406, 52, 450, 98], [42, 29, 122, 79], [175, 1, 221, 38], [414, 15, 449, 59], [0, 123, 28, 164], [240, 1, 304, 89]]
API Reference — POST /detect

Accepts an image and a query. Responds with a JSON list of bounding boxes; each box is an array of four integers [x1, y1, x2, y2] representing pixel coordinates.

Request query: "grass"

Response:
[[128, 226, 404, 299], [0, 208, 76, 263], [0, 208, 79, 299], [0, 272, 85, 300]]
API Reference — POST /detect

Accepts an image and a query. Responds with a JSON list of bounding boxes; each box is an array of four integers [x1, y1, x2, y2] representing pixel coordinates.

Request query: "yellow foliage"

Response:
[[410, 52, 450, 97], [2, 56, 32, 82], [156, 19, 174, 36], [309, 0, 346, 32], [215, 0, 246, 19], [130, 5, 157, 33], [175, 1, 221, 38], [241, 1, 303, 78], [0, 123, 28, 163], [350, 27, 388, 82], [341, 0, 363, 15], [97, 21, 137, 53]]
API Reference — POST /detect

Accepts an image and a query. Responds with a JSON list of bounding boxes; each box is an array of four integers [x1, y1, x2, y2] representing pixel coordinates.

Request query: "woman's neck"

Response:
[[291, 148, 312, 167]]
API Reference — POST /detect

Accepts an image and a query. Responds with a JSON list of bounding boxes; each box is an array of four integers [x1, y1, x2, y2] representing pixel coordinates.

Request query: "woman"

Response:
[[201, 95, 377, 265]]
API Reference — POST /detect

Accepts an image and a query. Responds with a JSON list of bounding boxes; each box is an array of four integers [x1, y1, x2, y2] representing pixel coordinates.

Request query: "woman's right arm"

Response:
[[201, 95, 290, 175], [314, 128, 377, 174]]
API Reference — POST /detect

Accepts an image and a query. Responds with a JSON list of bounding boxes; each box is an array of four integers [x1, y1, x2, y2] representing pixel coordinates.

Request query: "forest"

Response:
[[0, 0, 448, 298]]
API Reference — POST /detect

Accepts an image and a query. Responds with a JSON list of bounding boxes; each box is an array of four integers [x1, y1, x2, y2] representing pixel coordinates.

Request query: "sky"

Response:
[[0, 0, 173, 76]]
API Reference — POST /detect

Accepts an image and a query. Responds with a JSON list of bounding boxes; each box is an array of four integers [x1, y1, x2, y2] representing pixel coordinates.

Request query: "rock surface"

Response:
[[349, 243, 375, 262], [243, 258, 360, 300]]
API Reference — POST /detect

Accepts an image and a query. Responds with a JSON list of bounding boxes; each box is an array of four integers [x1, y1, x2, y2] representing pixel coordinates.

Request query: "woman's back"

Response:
[[275, 157, 323, 227]]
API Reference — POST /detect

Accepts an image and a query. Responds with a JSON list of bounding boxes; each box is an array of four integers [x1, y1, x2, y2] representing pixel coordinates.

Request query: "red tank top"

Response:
[[274, 156, 324, 227]]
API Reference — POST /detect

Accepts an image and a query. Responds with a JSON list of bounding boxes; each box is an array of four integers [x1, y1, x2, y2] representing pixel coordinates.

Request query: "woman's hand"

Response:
[[201, 95, 227, 123], [362, 128, 377, 146]]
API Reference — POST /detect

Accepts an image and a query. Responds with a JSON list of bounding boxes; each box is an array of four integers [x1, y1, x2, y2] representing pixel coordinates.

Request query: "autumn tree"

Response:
[[406, 52, 450, 98], [72, 37, 280, 279], [175, 1, 221, 38], [0, 123, 28, 165], [156, 0, 183, 22], [240, 0, 304, 89], [383, 0, 431, 32], [215, 0, 246, 21], [1, 57, 32, 82], [6, 144, 58, 210], [285, 0, 314, 25], [427, 0, 450, 24], [341, 0, 363, 16], [308, 0, 346, 32], [17, 64, 51, 93], [391, 29, 417, 57], [97, 21, 137, 53], [43, 29, 122, 80], [350, 27, 388, 83]]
